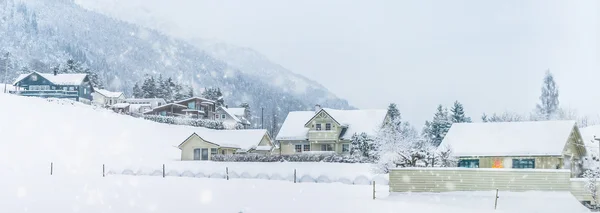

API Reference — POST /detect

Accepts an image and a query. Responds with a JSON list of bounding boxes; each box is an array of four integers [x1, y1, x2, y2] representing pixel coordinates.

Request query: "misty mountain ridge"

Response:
[[0, 0, 352, 133]]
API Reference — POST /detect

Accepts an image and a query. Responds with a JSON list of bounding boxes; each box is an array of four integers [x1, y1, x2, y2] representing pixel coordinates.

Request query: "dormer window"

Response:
[[316, 123, 322, 131]]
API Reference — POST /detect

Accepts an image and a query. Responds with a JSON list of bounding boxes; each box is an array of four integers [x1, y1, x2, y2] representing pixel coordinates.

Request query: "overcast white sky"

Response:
[[78, 0, 599, 126]]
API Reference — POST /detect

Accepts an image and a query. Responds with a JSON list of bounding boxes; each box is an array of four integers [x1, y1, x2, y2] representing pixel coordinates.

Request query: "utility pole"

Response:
[[261, 107, 264, 129], [3, 52, 9, 94], [595, 136, 600, 160]]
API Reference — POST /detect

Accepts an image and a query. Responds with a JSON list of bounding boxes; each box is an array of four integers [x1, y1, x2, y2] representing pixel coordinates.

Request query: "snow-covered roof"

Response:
[[227, 108, 246, 116], [440, 120, 579, 157], [275, 108, 387, 141], [125, 98, 166, 103], [321, 108, 387, 140], [276, 111, 315, 140], [95, 89, 124, 98], [579, 125, 600, 163], [175, 97, 215, 105], [179, 129, 269, 151], [110, 103, 130, 108], [14, 72, 88, 86], [220, 107, 242, 123], [129, 104, 151, 113]]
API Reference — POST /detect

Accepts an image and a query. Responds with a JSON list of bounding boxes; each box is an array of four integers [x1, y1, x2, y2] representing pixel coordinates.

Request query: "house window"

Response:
[[221, 150, 226, 155], [512, 159, 535, 169], [325, 123, 332, 131], [211, 148, 218, 156], [295, 145, 302, 152], [30, 75, 38, 81], [51, 86, 55, 90], [458, 159, 480, 168], [342, 144, 349, 152], [321, 144, 333, 151], [221, 114, 226, 119], [215, 114, 219, 119], [193, 149, 201, 160], [316, 123, 322, 131], [303, 145, 310, 152], [160, 111, 167, 116], [83, 88, 87, 94], [69, 87, 74, 91], [188, 102, 196, 110]]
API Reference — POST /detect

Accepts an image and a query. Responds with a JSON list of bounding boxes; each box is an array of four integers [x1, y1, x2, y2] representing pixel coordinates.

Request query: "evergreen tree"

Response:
[[162, 77, 175, 102], [450, 101, 471, 123], [387, 103, 401, 121], [535, 70, 560, 120], [350, 132, 374, 159], [240, 102, 252, 124], [202, 87, 224, 106], [429, 105, 452, 146], [186, 86, 194, 99], [173, 84, 186, 101], [132, 83, 142, 98], [141, 75, 157, 98], [421, 120, 433, 143]]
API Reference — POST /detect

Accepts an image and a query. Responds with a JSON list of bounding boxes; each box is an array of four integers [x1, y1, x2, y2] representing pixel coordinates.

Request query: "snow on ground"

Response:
[[0, 174, 588, 213], [0, 94, 381, 184]]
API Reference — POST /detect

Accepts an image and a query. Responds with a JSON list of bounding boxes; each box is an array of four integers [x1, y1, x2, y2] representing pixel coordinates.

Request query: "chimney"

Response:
[[225, 105, 228, 109], [53, 69, 57, 76], [314, 104, 321, 113]]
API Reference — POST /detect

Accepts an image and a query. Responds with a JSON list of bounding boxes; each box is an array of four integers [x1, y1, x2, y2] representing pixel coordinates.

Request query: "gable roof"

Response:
[[440, 120, 580, 157], [579, 125, 600, 159], [178, 129, 270, 151], [219, 106, 242, 123], [227, 108, 246, 117], [14, 72, 88, 86], [276, 108, 387, 141], [174, 97, 215, 105], [95, 89, 124, 98]]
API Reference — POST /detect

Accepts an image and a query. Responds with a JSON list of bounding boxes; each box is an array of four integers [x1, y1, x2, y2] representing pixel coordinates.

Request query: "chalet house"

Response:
[[276, 105, 388, 155], [12, 71, 94, 103], [215, 106, 251, 129], [92, 89, 125, 107], [178, 129, 274, 160], [439, 120, 587, 177], [143, 97, 216, 119]]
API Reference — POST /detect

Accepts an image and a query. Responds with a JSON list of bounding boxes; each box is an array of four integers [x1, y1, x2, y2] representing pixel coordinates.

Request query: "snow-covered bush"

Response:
[[584, 169, 600, 210], [144, 115, 225, 130], [211, 153, 372, 163]]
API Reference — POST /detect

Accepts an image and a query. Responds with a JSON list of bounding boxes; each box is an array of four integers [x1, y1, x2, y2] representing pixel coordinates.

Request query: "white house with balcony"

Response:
[[275, 105, 388, 155], [92, 88, 125, 107]]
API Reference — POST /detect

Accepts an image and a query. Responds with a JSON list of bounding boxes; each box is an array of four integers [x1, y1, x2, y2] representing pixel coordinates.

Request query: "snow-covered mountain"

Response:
[[0, 0, 352, 133]]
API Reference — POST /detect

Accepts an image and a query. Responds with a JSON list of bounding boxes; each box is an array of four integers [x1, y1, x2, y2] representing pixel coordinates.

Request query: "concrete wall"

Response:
[[389, 167, 571, 193]]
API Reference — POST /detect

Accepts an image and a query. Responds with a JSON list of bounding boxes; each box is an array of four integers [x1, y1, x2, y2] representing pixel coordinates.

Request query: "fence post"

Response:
[[294, 169, 297, 183], [372, 181, 376, 200], [50, 162, 53, 175], [162, 164, 165, 178], [226, 167, 229, 180], [494, 188, 499, 210], [102, 164, 105, 177]]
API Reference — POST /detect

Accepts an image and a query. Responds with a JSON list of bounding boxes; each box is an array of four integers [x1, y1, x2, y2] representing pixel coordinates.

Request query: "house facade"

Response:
[[215, 106, 251, 129], [178, 130, 274, 161], [11, 71, 94, 103], [144, 97, 216, 119], [124, 98, 166, 108], [92, 89, 125, 107], [276, 105, 387, 155], [440, 120, 587, 177]]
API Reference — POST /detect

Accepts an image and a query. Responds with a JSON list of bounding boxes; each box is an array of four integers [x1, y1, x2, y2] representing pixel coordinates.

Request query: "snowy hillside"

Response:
[[0, 0, 352, 133]]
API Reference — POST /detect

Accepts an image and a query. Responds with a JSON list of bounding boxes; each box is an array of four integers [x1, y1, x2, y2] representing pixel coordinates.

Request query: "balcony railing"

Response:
[[10, 90, 78, 98]]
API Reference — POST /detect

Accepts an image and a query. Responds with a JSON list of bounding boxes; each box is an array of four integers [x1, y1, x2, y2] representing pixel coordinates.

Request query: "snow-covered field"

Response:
[[0, 94, 592, 212], [0, 174, 589, 213], [0, 94, 382, 183]]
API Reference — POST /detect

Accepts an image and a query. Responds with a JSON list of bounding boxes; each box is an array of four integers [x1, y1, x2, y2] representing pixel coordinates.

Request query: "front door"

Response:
[[201, 148, 209, 160]]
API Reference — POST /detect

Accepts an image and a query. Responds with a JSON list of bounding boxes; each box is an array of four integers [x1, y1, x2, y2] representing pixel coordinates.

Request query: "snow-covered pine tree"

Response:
[[162, 77, 175, 102], [450, 101, 471, 123], [132, 83, 142, 98], [421, 120, 433, 143], [141, 75, 157, 98], [387, 103, 401, 121], [202, 87, 224, 106], [240, 102, 252, 124], [534, 70, 560, 120], [481, 112, 524, 123], [186, 86, 194, 99], [350, 132, 374, 158], [429, 105, 452, 147]]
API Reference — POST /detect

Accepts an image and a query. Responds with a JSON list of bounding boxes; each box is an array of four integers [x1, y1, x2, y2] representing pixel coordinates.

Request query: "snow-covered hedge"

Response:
[[144, 115, 226, 130], [211, 153, 373, 163]]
